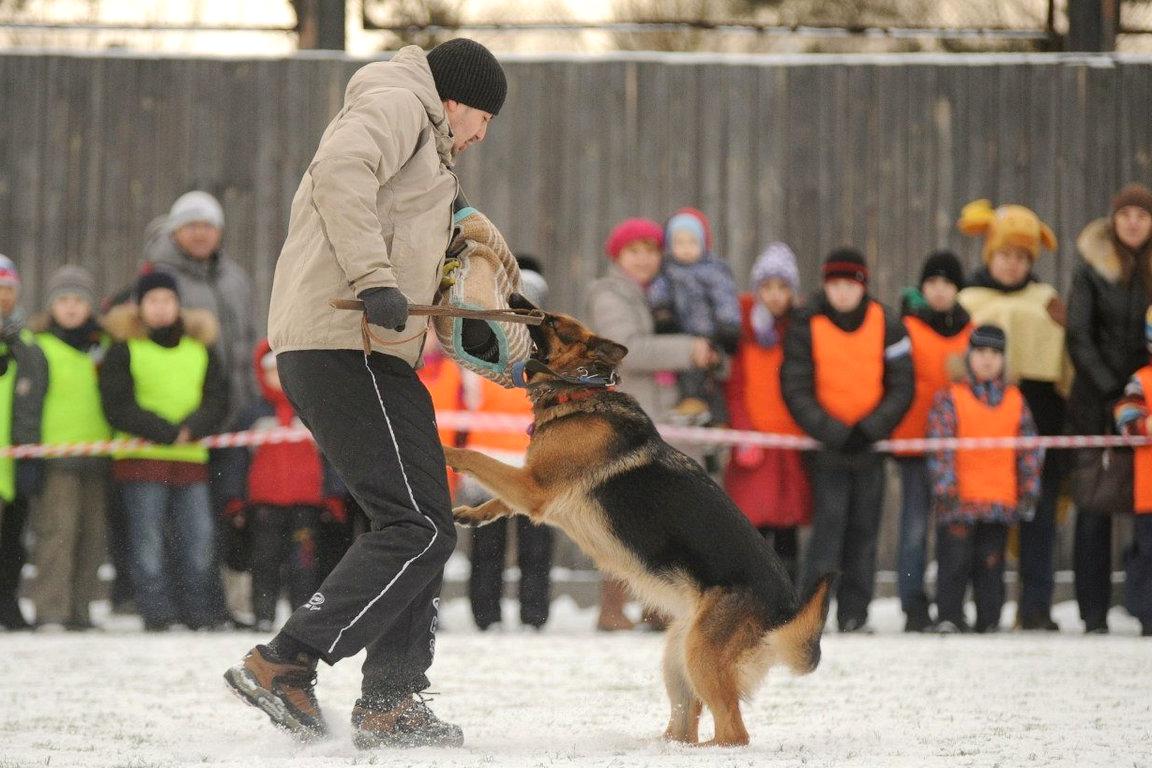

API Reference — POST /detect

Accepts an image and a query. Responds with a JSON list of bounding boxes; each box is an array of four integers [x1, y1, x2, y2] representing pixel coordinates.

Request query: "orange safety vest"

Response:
[[891, 317, 973, 453], [467, 377, 533, 453], [741, 341, 804, 436], [952, 382, 1024, 507], [811, 301, 886, 427], [418, 355, 463, 447], [1135, 366, 1152, 514]]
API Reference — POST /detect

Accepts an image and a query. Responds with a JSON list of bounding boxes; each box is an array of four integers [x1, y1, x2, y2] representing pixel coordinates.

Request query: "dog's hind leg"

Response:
[[662, 618, 702, 744], [443, 446, 545, 515], [684, 592, 761, 747]]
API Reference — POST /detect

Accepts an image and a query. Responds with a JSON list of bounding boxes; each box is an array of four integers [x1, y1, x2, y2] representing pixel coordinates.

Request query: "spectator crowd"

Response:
[[0, 182, 1150, 638]]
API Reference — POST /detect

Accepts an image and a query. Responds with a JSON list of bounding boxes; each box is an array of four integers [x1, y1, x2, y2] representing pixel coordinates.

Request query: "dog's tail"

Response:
[[770, 573, 836, 675]]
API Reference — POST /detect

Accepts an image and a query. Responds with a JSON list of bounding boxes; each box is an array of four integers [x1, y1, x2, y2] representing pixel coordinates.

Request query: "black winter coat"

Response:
[[1065, 219, 1151, 434], [781, 295, 915, 451]]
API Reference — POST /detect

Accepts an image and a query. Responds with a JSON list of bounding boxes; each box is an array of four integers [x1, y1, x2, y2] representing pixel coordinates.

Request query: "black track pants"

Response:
[[275, 350, 456, 699]]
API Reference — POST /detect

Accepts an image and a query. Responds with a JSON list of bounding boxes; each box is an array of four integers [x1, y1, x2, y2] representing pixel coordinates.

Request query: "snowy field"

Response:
[[2, 597, 1150, 768]]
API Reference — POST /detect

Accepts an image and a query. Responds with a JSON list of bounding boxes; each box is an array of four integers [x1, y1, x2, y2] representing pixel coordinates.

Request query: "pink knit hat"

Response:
[[605, 218, 664, 260]]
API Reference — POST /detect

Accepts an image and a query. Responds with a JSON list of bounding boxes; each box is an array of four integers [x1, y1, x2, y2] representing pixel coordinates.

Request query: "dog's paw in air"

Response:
[[452, 505, 483, 527]]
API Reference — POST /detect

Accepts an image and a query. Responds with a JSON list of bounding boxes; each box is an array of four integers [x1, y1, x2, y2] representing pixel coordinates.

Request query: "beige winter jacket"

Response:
[[268, 46, 459, 366]]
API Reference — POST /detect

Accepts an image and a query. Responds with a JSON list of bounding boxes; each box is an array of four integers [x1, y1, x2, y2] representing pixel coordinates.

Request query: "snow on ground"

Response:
[[2, 597, 1150, 768]]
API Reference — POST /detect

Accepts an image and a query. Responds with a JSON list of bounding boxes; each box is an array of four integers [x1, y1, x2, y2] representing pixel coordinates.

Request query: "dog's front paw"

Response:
[[452, 505, 483, 527], [442, 446, 468, 472]]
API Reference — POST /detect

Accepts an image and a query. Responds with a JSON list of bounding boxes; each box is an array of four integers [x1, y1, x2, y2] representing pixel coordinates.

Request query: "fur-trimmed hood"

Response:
[[102, 303, 220, 346], [1077, 217, 1127, 284]]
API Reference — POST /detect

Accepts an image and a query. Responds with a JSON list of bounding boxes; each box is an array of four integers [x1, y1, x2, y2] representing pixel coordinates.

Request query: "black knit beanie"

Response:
[[427, 38, 507, 116], [919, 250, 965, 289], [135, 270, 180, 303], [969, 324, 1007, 353], [822, 248, 869, 285]]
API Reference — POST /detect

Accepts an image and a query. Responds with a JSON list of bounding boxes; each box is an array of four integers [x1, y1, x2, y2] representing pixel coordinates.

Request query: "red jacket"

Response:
[[223, 340, 344, 517]]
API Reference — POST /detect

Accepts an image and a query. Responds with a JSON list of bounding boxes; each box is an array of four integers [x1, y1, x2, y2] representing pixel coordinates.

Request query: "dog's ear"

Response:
[[591, 338, 628, 366]]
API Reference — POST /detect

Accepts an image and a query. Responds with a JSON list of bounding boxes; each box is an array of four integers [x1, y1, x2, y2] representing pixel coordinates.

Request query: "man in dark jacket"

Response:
[[1067, 182, 1152, 633], [782, 249, 914, 632]]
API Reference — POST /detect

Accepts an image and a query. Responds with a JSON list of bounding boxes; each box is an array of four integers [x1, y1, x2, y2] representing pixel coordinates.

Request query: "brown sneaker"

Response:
[[224, 645, 327, 740], [352, 694, 464, 749], [667, 397, 712, 426]]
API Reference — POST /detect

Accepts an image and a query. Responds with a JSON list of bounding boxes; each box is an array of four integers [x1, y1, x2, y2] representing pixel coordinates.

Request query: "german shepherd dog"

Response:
[[443, 312, 834, 747]]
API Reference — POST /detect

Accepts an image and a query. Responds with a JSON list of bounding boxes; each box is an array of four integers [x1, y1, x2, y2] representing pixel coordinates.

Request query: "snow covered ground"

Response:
[[2, 597, 1150, 768]]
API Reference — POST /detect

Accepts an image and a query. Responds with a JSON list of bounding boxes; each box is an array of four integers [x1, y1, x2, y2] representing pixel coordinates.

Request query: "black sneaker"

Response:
[[224, 645, 327, 741], [904, 605, 935, 633], [1018, 612, 1061, 632], [352, 693, 464, 749]]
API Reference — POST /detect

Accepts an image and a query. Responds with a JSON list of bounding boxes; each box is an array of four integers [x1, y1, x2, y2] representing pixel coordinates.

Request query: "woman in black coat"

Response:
[[1066, 183, 1152, 634]]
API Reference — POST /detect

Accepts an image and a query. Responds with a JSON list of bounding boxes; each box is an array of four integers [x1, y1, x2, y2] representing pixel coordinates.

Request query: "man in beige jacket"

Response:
[[225, 39, 505, 749]]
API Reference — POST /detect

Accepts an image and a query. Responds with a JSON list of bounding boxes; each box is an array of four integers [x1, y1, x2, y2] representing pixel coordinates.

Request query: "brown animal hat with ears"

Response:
[[957, 199, 1057, 264]]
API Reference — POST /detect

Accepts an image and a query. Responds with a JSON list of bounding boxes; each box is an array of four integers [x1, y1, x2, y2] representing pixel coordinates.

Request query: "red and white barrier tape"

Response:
[[1, 411, 1149, 459]]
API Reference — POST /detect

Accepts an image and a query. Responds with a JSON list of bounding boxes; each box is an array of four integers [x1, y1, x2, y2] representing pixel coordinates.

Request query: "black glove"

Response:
[[840, 426, 873, 454], [358, 287, 409, 332]]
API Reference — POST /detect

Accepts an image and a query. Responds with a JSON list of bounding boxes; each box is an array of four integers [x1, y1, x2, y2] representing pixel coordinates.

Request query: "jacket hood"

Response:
[[252, 338, 285, 405], [103, 303, 219, 346], [1077, 217, 1127, 284], [345, 46, 455, 166]]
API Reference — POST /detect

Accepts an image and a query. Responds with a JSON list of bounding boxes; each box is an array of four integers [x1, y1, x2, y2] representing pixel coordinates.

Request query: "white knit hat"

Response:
[[169, 191, 224, 231]]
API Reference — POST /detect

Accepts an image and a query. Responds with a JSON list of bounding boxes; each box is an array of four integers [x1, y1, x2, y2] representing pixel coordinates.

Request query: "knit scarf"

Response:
[[908, 304, 971, 338], [50, 317, 103, 353]]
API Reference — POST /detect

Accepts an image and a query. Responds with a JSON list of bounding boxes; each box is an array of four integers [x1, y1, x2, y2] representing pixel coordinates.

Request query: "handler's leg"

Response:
[[227, 350, 458, 744]]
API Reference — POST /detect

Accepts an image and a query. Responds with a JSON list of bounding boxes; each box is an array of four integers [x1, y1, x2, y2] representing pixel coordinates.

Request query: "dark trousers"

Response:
[[1074, 510, 1114, 628], [276, 350, 456, 701], [468, 515, 553, 629], [1124, 515, 1152, 629], [802, 452, 885, 629], [0, 495, 30, 624], [1017, 380, 1065, 618], [250, 505, 322, 625], [757, 525, 799, 585], [936, 521, 1008, 631], [896, 457, 932, 617], [105, 482, 135, 608]]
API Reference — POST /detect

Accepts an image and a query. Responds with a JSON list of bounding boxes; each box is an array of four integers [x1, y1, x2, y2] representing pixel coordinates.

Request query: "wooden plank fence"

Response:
[[2, 51, 1150, 322]]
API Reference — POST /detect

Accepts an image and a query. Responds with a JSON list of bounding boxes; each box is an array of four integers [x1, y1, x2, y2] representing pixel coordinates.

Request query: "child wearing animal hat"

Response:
[[782, 248, 914, 632], [27, 266, 112, 631], [890, 251, 973, 632], [99, 271, 230, 631], [647, 208, 742, 426], [723, 242, 811, 585], [927, 325, 1043, 633], [1113, 306, 1152, 637], [957, 200, 1066, 631]]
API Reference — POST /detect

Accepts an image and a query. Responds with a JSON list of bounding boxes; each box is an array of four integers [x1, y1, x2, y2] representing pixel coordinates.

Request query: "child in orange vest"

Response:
[[1113, 306, 1152, 637], [724, 243, 811, 584], [891, 251, 973, 632], [927, 325, 1042, 633], [782, 249, 914, 632]]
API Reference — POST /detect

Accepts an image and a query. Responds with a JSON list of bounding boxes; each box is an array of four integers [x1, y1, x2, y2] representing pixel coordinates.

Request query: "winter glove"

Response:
[[733, 445, 765, 469], [323, 497, 347, 524], [225, 499, 247, 527], [839, 426, 873, 454], [358, 287, 409, 332]]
